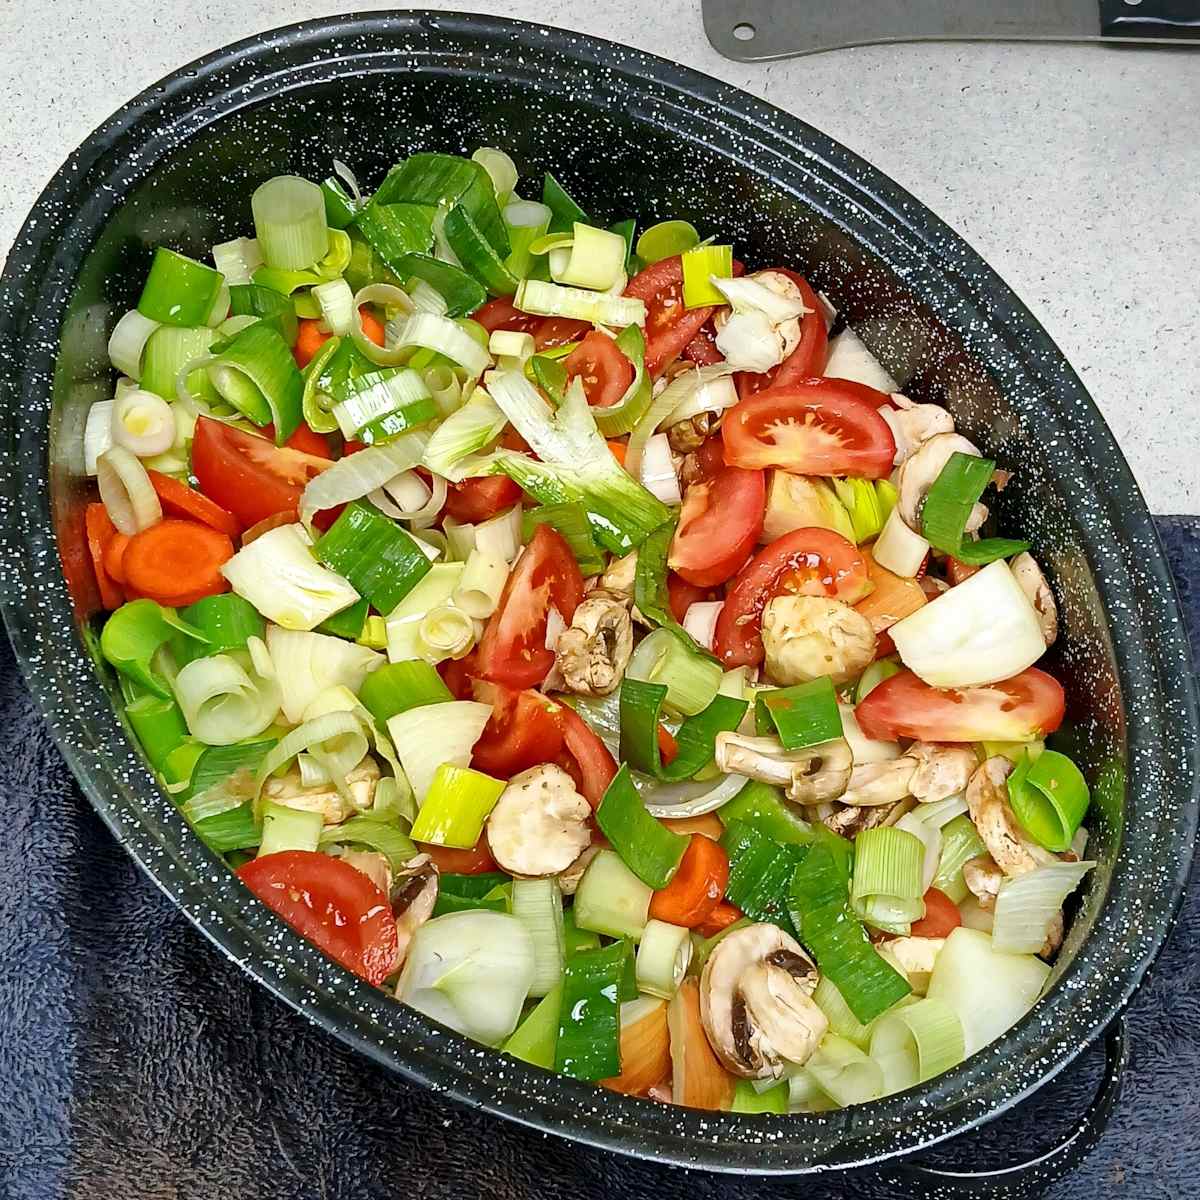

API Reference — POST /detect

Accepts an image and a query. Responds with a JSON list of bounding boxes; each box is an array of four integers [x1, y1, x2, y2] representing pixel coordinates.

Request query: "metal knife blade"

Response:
[[703, 0, 1200, 63]]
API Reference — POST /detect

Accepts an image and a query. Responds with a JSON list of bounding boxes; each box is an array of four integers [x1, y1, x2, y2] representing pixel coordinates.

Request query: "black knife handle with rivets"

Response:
[[1100, 0, 1200, 39]]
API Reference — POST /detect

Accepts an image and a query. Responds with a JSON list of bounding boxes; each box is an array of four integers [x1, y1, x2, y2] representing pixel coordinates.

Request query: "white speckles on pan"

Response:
[[0, 10, 1197, 1179]]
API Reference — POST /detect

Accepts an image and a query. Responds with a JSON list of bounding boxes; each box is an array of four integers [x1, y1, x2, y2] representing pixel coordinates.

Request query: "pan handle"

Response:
[[871, 1013, 1128, 1200], [1100, 0, 1200, 40]]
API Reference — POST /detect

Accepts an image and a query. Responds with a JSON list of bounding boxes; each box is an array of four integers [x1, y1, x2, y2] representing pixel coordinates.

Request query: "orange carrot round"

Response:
[[147, 470, 241, 537], [607, 439, 628, 467], [121, 519, 234, 607]]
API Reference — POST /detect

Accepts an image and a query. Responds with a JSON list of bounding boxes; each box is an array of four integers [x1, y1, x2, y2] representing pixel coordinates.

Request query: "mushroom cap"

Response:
[[555, 591, 634, 697], [1009, 551, 1059, 646], [896, 432, 982, 530], [486, 762, 592, 877], [761, 594, 876, 686]]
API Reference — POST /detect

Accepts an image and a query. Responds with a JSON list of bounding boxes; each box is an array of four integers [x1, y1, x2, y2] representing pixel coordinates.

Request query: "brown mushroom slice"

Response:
[[963, 854, 1004, 912], [840, 757, 917, 807], [966, 757, 1057, 878], [822, 796, 915, 839], [1009, 551, 1059, 646], [555, 589, 634, 696], [715, 732, 852, 804], [907, 742, 978, 803], [390, 853, 439, 975], [700, 923, 827, 1079]]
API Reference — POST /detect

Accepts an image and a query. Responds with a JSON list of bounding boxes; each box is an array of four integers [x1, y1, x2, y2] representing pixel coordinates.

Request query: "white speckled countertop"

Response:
[[1, 1, 1196, 511]]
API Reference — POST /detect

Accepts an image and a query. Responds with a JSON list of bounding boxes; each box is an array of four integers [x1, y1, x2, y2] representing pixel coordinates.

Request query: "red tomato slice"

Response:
[[682, 324, 724, 366], [667, 573, 714, 624], [471, 685, 566, 777], [443, 475, 523, 524], [263, 421, 333, 459], [565, 331, 635, 408], [855, 668, 1066, 743], [476, 524, 584, 689], [472, 296, 541, 335], [713, 528, 871, 668], [669, 466, 765, 588], [909, 888, 962, 939], [722, 381, 895, 478], [534, 316, 591, 351], [556, 704, 618, 807], [438, 650, 479, 700], [624, 256, 717, 377], [237, 850, 398, 985], [735, 269, 828, 399], [419, 835, 498, 875], [191, 416, 331, 529]]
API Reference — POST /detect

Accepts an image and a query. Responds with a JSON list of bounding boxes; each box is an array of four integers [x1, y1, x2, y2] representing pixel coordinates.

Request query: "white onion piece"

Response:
[[663, 374, 739, 429], [544, 605, 567, 651], [992, 860, 1095, 954], [710, 275, 809, 324], [838, 702, 902, 765], [637, 771, 746, 819], [715, 310, 782, 373], [890, 560, 1047, 688], [681, 601, 723, 652], [96, 446, 162, 534], [823, 327, 899, 393], [872, 506, 930, 578], [84, 401, 114, 476], [111, 389, 176, 457], [298, 434, 426, 526], [639, 433, 681, 505], [107, 310, 160, 380]]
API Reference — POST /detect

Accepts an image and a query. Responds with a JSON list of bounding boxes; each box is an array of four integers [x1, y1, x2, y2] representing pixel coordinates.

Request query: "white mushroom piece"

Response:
[[760, 595, 876, 686], [822, 796, 915, 838], [840, 757, 917, 808], [907, 742, 979, 803], [342, 849, 392, 894], [1009, 551, 1059, 646], [712, 269, 811, 373], [962, 855, 1004, 911], [666, 409, 722, 454], [965, 756, 1057, 891], [879, 394, 956, 465], [716, 732, 853, 804], [486, 763, 592, 877], [390, 853, 439, 973], [700, 923, 828, 1079], [554, 589, 634, 696], [896, 432, 989, 534], [262, 755, 380, 825]]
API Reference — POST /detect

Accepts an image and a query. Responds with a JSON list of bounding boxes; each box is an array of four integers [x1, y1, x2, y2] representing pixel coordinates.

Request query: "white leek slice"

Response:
[[639, 433, 681, 505], [418, 604, 476, 662], [84, 401, 114, 476], [992, 860, 1095, 954], [869, 996, 965, 1095], [107, 310, 160, 380], [510, 878, 565, 998], [894, 811, 943, 893], [398, 911, 536, 1046], [636, 919, 692, 999], [111, 389, 175, 457], [211, 236, 263, 286], [872, 506, 930, 577], [805, 1033, 884, 1107], [423, 390, 506, 481], [514, 279, 646, 328], [823, 327, 899, 393], [174, 653, 280, 746], [394, 313, 489, 377], [313, 277, 355, 336], [298, 432, 427, 526], [926, 927, 1050, 1056], [264, 625, 383, 725], [221, 524, 359, 631], [681, 601, 723, 652], [387, 700, 491, 804], [385, 564, 465, 662], [662, 374, 739, 429], [454, 550, 509, 619], [636, 770, 746, 819], [474, 504, 523, 564], [488, 329, 535, 361], [549, 223, 627, 292], [890, 560, 1046, 688], [96, 446, 162, 534], [408, 277, 449, 317]]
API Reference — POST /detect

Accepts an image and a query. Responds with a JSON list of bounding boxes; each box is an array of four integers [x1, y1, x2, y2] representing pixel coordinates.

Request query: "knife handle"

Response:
[[1100, 0, 1200, 40]]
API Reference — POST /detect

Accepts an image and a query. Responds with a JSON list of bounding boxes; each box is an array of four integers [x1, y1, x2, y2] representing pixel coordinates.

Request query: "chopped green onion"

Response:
[[433, 876, 512, 918], [175, 594, 264, 666], [252, 175, 329, 270], [423, 391, 506, 481], [922, 452, 1030, 565], [732, 1078, 788, 1115], [503, 982, 563, 1069], [208, 322, 304, 441], [754, 678, 843, 751], [125, 693, 189, 770], [514, 279, 645, 328], [635, 918, 692, 999], [718, 780, 816, 846], [227, 283, 299, 346], [562, 907, 601, 957], [101, 599, 203, 698], [511, 878, 566, 997], [316, 596, 369, 641], [636, 220, 699, 264], [400, 255, 487, 317], [806, 1034, 885, 1107], [932, 813, 988, 904], [595, 765, 688, 888], [192, 802, 261, 853], [358, 659, 452, 727], [573, 849, 653, 940], [521, 503, 606, 576], [870, 996, 965, 1095], [608, 218, 638, 274], [444, 203, 518, 296], [527, 352, 568, 404], [633, 521, 709, 654], [257, 800, 322, 857], [314, 501, 432, 615], [831, 477, 886, 543], [137, 247, 225, 327], [320, 176, 358, 229], [619, 676, 747, 782], [311, 277, 354, 336], [627, 628, 722, 717], [788, 846, 912, 1023], [554, 941, 624, 1080], [541, 171, 590, 234], [503, 199, 552, 280], [720, 819, 806, 937], [408, 763, 505, 848], [392, 312, 490, 377], [181, 738, 276, 808], [812, 975, 874, 1050], [471, 147, 518, 204], [593, 325, 653, 438], [855, 658, 902, 703], [680, 244, 733, 308], [992, 859, 1095, 954], [1007, 748, 1091, 852], [251, 265, 322, 296]]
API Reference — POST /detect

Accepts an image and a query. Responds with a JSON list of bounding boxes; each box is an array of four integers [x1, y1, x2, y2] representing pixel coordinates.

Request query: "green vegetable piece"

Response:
[[732, 1078, 788, 1114], [595, 765, 688, 889], [504, 982, 563, 1069], [399, 254, 488, 317], [352, 202, 438, 273], [320, 176, 360, 229], [125, 694, 188, 771], [542, 171, 591, 235], [209, 321, 305, 443], [521, 503, 606, 576], [608, 218, 638, 274], [357, 660, 452, 727], [317, 817, 417, 871], [316, 597, 369, 641], [228, 283, 299, 347], [554, 941, 624, 1081], [633, 521, 710, 655], [718, 780, 815, 845], [192, 801, 262, 854], [562, 906, 601, 957], [443, 203, 519, 296], [720, 819, 807, 938], [181, 739, 278, 806], [922, 452, 1030, 565], [137, 247, 224, 327], [528, 353, 568, 405], [635, 219, 699, 265], [176, 594, 265, 666], [754, 678, 844, 751], [1008, 748, 1091, 852], [101, 599, 206, 699]]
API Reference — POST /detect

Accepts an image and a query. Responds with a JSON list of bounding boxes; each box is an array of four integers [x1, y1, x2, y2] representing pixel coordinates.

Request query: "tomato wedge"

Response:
[[476, 524, 584, 689], [443, 475, 523, 524], [713, 528, 871, 668], [565, 331, 635, 407], [419, 834, 499, 875], [722, 380, 895, 478], [191, 416, 331, 529], [682, 324, 724, 366], [735, 269, 828, 399], [534, 316, 590, 350], [472, 296, 541, 335], [84, 502, 124, 611], [471, 684, 565, 777], [695, 900, 744, 938], [909, 888, 962, 938], [855, 667, 1066, 743], [624, 256, 717, 377], [555, 704, 618, 807], [263, 421, 333, 460], [667, 573, 714, 624], [669, 466, 765, 588], [648, 834, 729, 928], [237, 850, 398, 985]]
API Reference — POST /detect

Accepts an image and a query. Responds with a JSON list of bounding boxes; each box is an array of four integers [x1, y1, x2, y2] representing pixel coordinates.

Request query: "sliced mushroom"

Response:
[[840, 757, 917, 807], [1039, 911, 1065, 959], [716, 732, 852, 804], [963, 854, 1004, 911], [880, 398, 955, 465], [896, 432, 983, 531], [966, 756, 1057, 878], [262, 755, 380, 825], [555, 589, 633, 696], [880, 936, 945, 995], [486, 763, 592, 877], [700, 923, 827, 1079], [822, 796, 915, 838], [907, 742, 979, 803], [1010, 551, 1059, 646], [391, 853, 439, 973], [761, 594, 876, 686], [342, 849, 391, 894], [557, 845, 601, 897], [666, 410, 721, 454]]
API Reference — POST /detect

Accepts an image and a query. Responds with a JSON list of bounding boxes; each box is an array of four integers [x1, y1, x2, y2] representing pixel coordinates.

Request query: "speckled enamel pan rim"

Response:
[[0, 10, 1196, 1176]]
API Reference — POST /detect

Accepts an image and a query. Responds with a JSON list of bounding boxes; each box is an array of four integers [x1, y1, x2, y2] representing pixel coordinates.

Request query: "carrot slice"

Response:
[[84, 503, 124, 610], [667, 979, 735, 1110], [648, 833, 730, 928], [147, 470, 242, 537], [854, 547, 926, 634], [103, 533, 132, 584], [122, 519, 234, 607], [599, 999, 671, 1097], [656, 724, 678, 766], [294, 308, 385, 368]]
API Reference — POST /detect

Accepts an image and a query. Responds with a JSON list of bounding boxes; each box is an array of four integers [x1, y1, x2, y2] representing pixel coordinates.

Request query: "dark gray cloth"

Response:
[[2, 518, 1197, 1200]]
